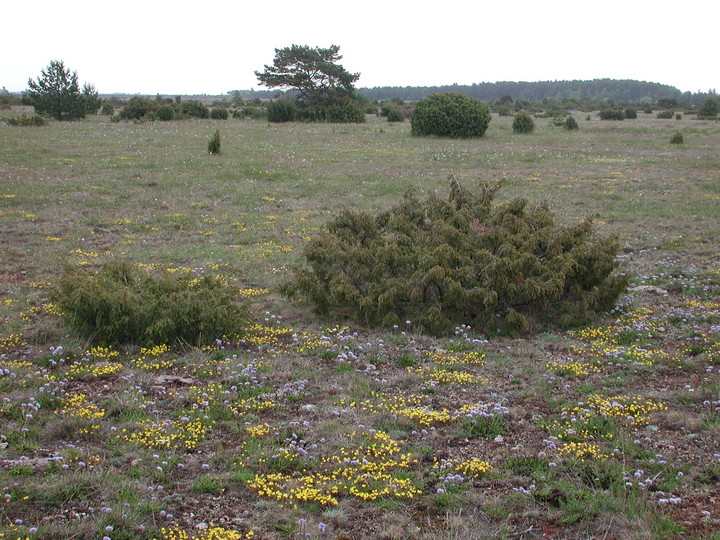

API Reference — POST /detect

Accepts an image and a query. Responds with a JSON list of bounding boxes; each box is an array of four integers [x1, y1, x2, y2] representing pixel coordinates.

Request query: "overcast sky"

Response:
[[3, 0, 717, 95]]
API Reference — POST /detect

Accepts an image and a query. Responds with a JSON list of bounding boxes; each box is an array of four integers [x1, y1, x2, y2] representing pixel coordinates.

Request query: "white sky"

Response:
[[3, 0, 717, 95]]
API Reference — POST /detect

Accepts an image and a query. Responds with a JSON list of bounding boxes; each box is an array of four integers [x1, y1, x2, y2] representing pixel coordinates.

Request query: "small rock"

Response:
[[196, 523, 208, 530], [299, 404, 317, 413], [645, 425, 660, 432], [153, 375, 195, 386], [494, 435, 504, 443]]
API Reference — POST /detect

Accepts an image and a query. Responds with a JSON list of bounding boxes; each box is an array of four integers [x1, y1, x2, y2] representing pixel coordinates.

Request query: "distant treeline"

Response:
[[355, 79, 711, 105]]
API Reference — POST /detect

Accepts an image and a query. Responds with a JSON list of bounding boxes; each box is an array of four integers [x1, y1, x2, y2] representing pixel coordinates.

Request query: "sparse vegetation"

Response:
[[0, 111, 718, 539]]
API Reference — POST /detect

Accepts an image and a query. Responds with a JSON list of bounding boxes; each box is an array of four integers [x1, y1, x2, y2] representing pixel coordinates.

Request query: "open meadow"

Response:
[[1, 109, 719, 539]]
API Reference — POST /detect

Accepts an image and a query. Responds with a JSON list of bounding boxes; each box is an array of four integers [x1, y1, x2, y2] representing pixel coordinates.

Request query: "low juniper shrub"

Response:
[[411, 93, 491, 138], [56, 261, 250, 346], [6, 114, 47, 126], [210, 107, 229, 120], [386, 107, 405, 122], [564, 116, 579, 130], [598, 110, 625, 121], [283, 178, 629, 336], [512, 112, 535, 133], [155, 104, 176, 121], [267, 99, 296, 123], [669, 131, 684, 144]]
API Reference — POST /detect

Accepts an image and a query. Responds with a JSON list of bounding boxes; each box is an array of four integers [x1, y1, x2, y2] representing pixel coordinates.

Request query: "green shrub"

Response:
[[380, 98, 405, 117], [181, 100, 210, 118], [101, 104, 115, 116], [283, 179, 628, 337], [549, 114, 566, 127], [512, 112, 535, 133], [267, 99, 297, 123], [208, 130, 221, 154], [386, 107, 405, 122], [232, 106, 266, 120], [643, 106, 653, 114], [56, 261, 250, 346], [598, 109, 625, 121], [697, 97, 719, 118], [656, 110, 674, 119], [625, 108, 637, 119], [564, 116, 579, 130], [497, 106, 512, 117], [675, 113, 682, 120], [670, 131, 684, 144], [6, 114, 47, 126], [155, 104, 176, 121], [411, 93, 491, 138], [210, 107, 229, 120], [324, 97, 366, 123], [119, 96, 156, 120]]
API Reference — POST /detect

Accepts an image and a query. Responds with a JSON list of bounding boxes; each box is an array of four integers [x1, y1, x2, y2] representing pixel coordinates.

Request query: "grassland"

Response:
[[0, 108, 719, 539]]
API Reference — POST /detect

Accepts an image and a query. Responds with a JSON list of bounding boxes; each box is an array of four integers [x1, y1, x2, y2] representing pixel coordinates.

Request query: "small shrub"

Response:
[[325, 97, 366, 123], [283, 178, 629, 337], [497, 106, 512, 117], [6, 114, 47, 126], [119, 96, 156, 120], [181, 100, 209, 118], [670, 131, 684, 144], [208, 130, 221, 154], [101, 104, 115, 116], [564, 116, 579, 130], [56, 261, 249, 346], [267, 99, 296, 123], [656, 110, 674, 119], [512, 112, 535, 133], [643, 106, 653, 114], [210, 107, 229, 120], [598, 109, 625, 121], [697, 97, 719, 118], [386, 107, 405, 122], [675, 113, 682, 120], [549, 114, 566, 127], [155, 104, 175, 121], [411, 93, 491, 138], [625, 108, 637, 119]]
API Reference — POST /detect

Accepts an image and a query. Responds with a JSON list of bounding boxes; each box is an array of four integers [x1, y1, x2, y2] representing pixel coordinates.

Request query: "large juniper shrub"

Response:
[[598, 109, 625, 121], [324, 97, 366, 123], [411, 93, 491, 138], [283, 179, 629, 336], [267, 98, 297, 123], [56, 261, 250, 346]]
